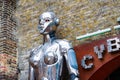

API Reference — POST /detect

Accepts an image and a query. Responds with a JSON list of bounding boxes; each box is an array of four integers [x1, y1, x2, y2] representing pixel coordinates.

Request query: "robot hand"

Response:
[[70, 73, 79, 80], [74, 77, 79, 80]]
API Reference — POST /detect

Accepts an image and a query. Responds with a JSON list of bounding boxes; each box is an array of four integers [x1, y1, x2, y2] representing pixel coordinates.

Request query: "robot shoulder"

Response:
[[56, 39, 73, 51], [29, 45, 42, 57]]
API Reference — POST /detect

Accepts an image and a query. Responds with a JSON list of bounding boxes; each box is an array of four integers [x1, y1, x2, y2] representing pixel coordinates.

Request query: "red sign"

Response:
[[74, 35, 120, 80]]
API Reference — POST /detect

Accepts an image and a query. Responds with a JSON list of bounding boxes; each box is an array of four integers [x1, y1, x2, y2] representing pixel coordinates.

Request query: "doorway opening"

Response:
[[105, 67, 120, 80]]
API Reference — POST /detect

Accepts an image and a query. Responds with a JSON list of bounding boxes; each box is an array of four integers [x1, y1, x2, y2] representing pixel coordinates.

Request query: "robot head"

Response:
[[38, 12, 59, 34]]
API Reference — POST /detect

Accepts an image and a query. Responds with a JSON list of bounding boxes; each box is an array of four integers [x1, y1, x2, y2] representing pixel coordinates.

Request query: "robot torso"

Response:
[[29, 39, 72, 80]]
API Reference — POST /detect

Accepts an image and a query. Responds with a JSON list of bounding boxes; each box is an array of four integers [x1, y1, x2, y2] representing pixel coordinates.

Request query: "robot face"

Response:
[[38, 12, 57, 34]]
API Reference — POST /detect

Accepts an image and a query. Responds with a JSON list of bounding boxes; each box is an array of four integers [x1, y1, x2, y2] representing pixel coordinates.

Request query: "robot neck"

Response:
[[43, 31, 56, 44]]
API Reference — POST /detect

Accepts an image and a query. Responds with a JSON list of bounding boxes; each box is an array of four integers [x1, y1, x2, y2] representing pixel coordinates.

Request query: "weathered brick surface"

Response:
[[0, 0, 17, 79], [16, 0, 120, 80], [0, 54, 17, 80]]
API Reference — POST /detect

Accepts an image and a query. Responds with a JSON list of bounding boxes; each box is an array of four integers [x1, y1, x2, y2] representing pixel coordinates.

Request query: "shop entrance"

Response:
[[106, 67, 120, 80]]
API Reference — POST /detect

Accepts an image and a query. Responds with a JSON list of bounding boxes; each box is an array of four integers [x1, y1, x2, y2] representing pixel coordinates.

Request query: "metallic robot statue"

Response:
[[29, 12, 79, 80]]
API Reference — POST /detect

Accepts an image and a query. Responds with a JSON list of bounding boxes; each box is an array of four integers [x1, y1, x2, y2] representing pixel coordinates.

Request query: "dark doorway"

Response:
[[105, 67, 120, 80]]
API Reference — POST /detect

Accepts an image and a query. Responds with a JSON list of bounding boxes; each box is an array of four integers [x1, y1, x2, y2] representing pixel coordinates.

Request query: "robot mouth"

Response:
[[38, 25, 43, 30], [38, 25, 45, 33], [39, 27, 48, 34], [40, 27, 43, 31], [38, 22, 52, 34]]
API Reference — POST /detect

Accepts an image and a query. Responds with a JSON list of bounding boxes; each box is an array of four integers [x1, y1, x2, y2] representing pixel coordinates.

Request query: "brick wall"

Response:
[[16, 0, 120, 80], [0, 0, 17, 80]]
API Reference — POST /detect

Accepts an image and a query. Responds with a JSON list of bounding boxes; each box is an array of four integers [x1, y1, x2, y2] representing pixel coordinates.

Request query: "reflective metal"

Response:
[[94, 44, 105, 59], [81, 55, 93, 69], [29, 12, 79, 80], [107, 37, 120, 52]]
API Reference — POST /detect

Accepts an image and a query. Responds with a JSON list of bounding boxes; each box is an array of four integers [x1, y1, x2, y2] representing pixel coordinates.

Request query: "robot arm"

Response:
[[28, 46, 42, 80], [28, 66, 35, 80], [60, 40, 79, 80], [64, 48, 79, 80]]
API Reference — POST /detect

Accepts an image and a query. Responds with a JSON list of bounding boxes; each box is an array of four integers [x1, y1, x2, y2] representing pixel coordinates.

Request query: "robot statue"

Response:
[[29, 12, 79, 80]]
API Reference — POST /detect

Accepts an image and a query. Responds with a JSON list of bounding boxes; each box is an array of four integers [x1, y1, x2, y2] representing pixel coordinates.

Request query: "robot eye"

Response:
[[45, 19, 50, 22]]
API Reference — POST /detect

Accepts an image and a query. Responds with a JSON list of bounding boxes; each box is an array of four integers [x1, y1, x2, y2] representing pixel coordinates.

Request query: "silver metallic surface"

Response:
[[38, 12, 59, 34], [94, 44, 105, 59], [81, 55, 93, 69], [107, 37, 120, 52], [29, 12, 79, 80]]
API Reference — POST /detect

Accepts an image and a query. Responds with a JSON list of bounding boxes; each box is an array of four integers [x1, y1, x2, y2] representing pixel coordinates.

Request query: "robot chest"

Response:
[[41, 43, 62, 66]]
